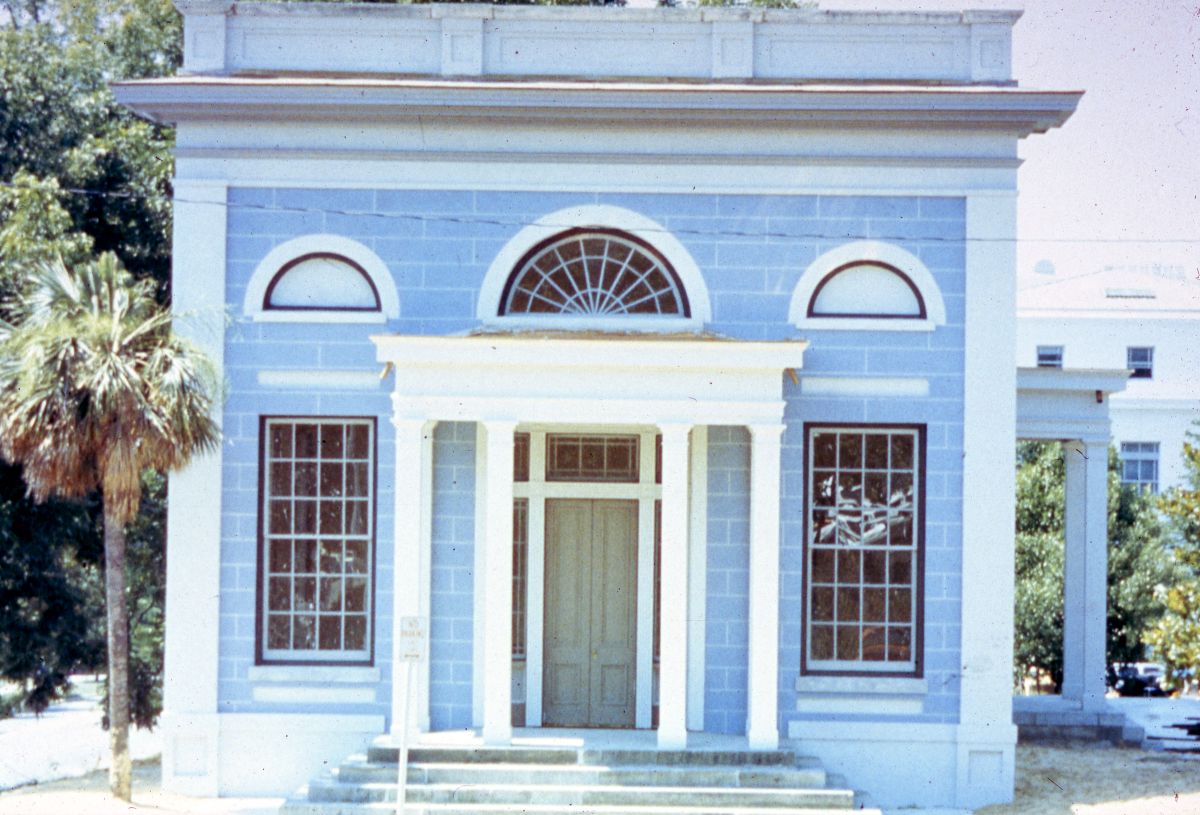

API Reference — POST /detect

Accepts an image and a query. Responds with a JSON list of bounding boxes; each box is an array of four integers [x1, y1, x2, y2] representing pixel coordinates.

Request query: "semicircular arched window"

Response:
[[264, 253, 381, 312], [499, 229, 690, 319], [808, 261, 925, 320]]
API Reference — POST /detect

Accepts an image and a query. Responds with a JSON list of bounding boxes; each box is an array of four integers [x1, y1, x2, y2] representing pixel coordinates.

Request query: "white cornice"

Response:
[[113, 79, 1080, 137]]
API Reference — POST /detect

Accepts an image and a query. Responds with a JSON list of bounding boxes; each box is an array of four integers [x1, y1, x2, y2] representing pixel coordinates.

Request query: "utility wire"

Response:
[[3, 178, 1200, 246]]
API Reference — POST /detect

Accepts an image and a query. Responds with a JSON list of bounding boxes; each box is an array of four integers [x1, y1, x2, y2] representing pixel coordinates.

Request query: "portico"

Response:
[[375, 332, 806, 750], [1015, 366, 1130, 718]]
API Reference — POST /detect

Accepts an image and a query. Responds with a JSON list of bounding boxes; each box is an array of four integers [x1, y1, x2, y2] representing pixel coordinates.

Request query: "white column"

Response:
[[747, 424, 783, 749], [481, 420, 516, 744], [957, 193, 1019, 808], [658, 424, 692, 749], [161, 180, 226, 795], [1061, 440, 1109, 711], [635, 435, 658, 730], [686, 426, 709, 733], [391, 419, 434, 737]]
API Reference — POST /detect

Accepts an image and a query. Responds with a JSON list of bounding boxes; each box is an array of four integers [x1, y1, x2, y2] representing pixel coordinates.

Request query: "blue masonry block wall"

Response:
[[705, 427, 750, 734], [218, 188, 965, 730]]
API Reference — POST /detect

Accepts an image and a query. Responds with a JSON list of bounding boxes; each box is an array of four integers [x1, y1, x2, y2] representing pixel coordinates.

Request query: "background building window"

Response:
[[1036, 345, 1063, 368], [260, 418, 374, 663], [1127, 346, 1154, 379], [1119, 441, 1159, 493], [804, 425, 923, 675]]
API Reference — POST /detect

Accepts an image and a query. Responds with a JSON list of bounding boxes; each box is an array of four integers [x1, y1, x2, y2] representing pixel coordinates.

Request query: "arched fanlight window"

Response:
[[807, 261, 925, 320], [499, 229, 690, 318], [788, 241, 946, 332], [264, 253, 381, 312]]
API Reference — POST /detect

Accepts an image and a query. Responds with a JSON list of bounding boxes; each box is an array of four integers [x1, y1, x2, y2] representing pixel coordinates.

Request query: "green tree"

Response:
[[0, 461, 104, 713], [1014, 442, 1175, 690], [0, 255, 219, 800], [1149, 428, 1200, 683], [0, 0, 180, 728]]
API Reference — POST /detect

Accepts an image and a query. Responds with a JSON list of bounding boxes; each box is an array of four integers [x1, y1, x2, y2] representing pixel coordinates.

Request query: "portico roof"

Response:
[[373, 332, 807, 427]]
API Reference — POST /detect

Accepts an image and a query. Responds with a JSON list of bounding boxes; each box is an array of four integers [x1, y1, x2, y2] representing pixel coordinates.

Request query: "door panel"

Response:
[[543, 501, 592, 726], [543, 499, 637, 728]]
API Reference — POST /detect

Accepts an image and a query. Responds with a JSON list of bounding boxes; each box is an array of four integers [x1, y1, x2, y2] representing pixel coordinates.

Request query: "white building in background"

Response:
[[1018, 253, 1200, 492]]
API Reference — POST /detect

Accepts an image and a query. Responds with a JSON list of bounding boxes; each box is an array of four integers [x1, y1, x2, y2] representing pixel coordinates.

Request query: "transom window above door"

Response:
[[500, 229, 690, 319]]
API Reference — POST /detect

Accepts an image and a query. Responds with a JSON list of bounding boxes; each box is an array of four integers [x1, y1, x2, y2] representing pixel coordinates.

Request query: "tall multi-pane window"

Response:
[[1126, 346, 1153, 379], [1036, 345, 1063, 368], [804, 425, 923, 676], [259, 418, 374, 663], [1119, 442, 1159, 493]]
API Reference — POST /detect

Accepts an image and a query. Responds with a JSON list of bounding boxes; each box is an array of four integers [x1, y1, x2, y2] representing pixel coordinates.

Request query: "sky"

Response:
[[827, 1, 1200, 284]]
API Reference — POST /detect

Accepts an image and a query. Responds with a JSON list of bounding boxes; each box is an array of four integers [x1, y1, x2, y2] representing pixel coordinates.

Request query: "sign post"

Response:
[[396, 616, 427, 815]]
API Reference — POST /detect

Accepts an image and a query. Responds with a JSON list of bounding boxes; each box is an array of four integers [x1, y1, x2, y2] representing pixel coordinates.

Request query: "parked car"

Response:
[[1109, 662, 1168, 697]]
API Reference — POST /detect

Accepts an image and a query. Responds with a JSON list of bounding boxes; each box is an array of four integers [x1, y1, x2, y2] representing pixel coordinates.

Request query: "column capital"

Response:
[[747, 423, 785, 442], [658, 422, 694, 440]]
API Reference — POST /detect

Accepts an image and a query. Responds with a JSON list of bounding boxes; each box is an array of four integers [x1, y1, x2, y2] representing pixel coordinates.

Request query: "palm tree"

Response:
[[0, 253, 220, 800]]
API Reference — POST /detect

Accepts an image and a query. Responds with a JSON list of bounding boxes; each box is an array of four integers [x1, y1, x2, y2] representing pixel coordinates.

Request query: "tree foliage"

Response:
[[1, 0, 179, 301], [1148, 428, 1200, 683], [1014, 441, 1176, 690], [0, 254, 220, 799]]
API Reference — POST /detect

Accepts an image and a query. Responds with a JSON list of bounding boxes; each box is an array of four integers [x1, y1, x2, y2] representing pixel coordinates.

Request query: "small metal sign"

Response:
[[399, 616, 427, 663]]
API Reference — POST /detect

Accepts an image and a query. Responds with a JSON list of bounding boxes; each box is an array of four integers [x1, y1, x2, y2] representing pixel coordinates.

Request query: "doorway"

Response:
[[542, 499, 638, 728]]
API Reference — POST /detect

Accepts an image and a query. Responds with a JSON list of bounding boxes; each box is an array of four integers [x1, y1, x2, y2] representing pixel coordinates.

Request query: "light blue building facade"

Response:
[[116, 2, 1079, 809]]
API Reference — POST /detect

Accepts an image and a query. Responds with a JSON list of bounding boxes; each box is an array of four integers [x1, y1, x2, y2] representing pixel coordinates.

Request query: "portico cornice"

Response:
[[373, 333, 807, 427], [113, 78, 1080, 137]]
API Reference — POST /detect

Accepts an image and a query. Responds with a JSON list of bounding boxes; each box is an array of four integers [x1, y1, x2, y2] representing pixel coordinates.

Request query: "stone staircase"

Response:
[[280, 736, 880, 815]]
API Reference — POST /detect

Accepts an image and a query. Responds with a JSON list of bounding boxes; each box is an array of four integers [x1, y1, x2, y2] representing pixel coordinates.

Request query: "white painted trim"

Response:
[[390, 419, 433, 738], [253, 685, 378, 705], [475, 205, 712, 330], [800, 376, 930, 398], [248, 665, 381, 684], [746, 424, 783, 750], [657, 423, 692, 749], [794, 695, 923, 715], [481, 420, 516, 744], [256, 370, 383, 390], [253, 310, 388, 325], [162, 181, 226, 800], [686, 426, 708, 733], [472, 422, 486, 730], [513, 481, 661, 501], [175, 154, 1024, 196], [417, 424, 435, 733], [788, 240, 948, 330], [794, 675, 927, 695], [242, 233, 399, 323], [958, 193, 1017, 807], [635, 432, 658, 730], [524, 431, 547, 727]]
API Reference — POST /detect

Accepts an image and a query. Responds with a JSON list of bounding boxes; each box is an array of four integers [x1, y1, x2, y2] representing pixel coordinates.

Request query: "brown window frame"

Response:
[[800, 422, 925, 679], [806, 261, 926, 320], [255, 416, 377, 667], [262, 252, 382, 313]]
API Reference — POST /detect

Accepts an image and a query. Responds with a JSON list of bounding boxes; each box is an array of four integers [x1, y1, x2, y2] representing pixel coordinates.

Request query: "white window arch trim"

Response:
[[788, 241, 947, 333], [477, 205, 712, 332], [244, 234, 400, 324]]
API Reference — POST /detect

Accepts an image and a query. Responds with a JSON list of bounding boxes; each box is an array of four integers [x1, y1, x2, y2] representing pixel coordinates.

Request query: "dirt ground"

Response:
[[978, 745, 1200, 815], [0, 745, 1198, 814]]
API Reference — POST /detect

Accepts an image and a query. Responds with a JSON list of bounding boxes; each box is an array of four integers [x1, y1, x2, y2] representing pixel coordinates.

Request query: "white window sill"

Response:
[[795, 675, 927, 696], [248, 665, 381, 684], [794, 317, 935, 332], [249, 311, 387, 325]]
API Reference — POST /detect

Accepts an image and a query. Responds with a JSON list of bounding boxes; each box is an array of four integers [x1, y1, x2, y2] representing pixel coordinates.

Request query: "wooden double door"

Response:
[[542, 499, 638, 728]]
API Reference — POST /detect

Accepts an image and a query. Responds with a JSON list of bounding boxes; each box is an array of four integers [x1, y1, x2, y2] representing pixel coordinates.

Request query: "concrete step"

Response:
[[368, 740, 799, 767], [281, 801, 879, 815], [308, 779, 854, 809], [335, 759, 827, 788]]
